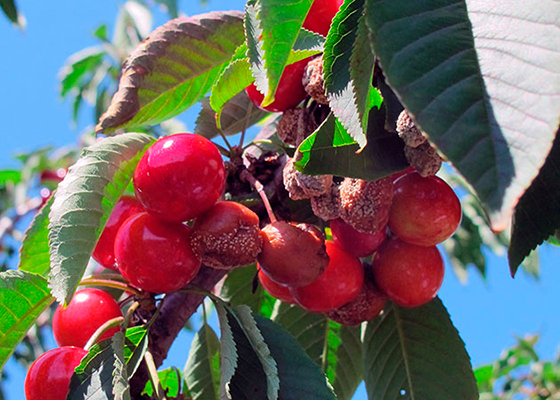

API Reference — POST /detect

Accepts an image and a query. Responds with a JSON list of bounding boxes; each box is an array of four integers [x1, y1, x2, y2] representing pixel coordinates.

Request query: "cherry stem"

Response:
[[79, 278, 142, 297], [213, 141, 231, 157], [240, 169, 277, 223], [123, 301, 140, 330], [84, 316, 124, 351], [88, 272, 128, 282], [144, 350, 167, 400]]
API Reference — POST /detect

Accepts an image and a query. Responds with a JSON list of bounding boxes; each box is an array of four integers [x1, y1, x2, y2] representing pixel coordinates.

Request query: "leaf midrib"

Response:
[[394, 305, 415, 400]]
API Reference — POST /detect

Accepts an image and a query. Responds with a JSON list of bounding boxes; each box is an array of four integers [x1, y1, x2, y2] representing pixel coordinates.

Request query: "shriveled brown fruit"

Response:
[[277, 108, 318, 147], [396, 109, 426, 148], [190, 201, 263, 270], [258, 221, 329, 287], [404, 142, 443, 177], [283, 157, 332, 200], [311, 182, 341, 221], [339, 177, 394, 234], [326, 277, 387, 325], [302, 56, 329, 105]]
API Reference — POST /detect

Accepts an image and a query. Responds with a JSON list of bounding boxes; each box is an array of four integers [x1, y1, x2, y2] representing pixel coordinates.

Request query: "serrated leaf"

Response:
[[123, 326, 149, 378], [143, 367, 183, 398], [363, 298, 478, 400], [256, 0, 313, 106], [365, 0, 560, 231], [18, 197, 52, 277], [509, 130, 560, 276], [195, 93, 268, 140], [215, 302, 238, 399], [295, 105, 408, 180], [255, 315, 337, 400], [59, 47, 105, 98], [68, 332, 130, 400], [270, 303, 362, 400], [324, 0, 372, 149], [184, 324, 220, 400], [48, 133, 155, 305], [96, 11, 245, 135], [210, 30, 324, 116], [0, 270, 54, 370]]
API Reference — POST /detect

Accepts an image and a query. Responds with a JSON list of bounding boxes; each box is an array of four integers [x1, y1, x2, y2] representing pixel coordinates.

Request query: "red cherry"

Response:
[[302, 0, 344, 36], [390, 166, 415, 182], [40, 168, 67, 184], [24, 346, 87, 400], [330, 218, 386, 258], [115, 212, 201, 293], [246, 58, 310, 112], [53, 288, 123, 348], [92, 196, 144, 271], [258, 268, 295, 304], [389, 172, 461, 246], [291, 240, 364, 313], [133, 133, 226, 223], [372, 238, 444, 308]]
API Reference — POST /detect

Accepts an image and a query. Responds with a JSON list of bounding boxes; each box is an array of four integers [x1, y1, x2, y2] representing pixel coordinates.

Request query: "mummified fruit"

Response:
[[258, 221, 328, 287], [276, 108, 317, 147], [404, 142, 443, 177], [291, 240, 364, 313], [283, 157, 332, 200], [396, 109, 426, 148], [302, 56, 328, 104], [190, 201, 263, 269], [310, 182, 341, 221], [325, 277, 387, 325], [338, 177, 394, 234]]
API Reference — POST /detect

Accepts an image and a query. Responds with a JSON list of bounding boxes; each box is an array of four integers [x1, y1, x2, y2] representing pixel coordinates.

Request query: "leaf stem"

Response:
[[123, 301, 140, 330], [144, 350, 167, 400], [79, 278, 141, 297], [84, 316, 124, 351]]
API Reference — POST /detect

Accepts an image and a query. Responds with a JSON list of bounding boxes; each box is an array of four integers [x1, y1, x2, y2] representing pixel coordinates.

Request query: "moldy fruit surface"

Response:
[[115, 212, 201, 293], [53, 288, 123, 348], [133, 133, 225, 223]]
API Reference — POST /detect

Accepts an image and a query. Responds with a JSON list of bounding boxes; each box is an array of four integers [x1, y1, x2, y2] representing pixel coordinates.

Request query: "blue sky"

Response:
[[2, 1, 560, 398]]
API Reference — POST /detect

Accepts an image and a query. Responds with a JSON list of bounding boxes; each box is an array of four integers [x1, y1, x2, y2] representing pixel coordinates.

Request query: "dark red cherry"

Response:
[[302, 0, 344, 36], [330, 218, 386, 258]]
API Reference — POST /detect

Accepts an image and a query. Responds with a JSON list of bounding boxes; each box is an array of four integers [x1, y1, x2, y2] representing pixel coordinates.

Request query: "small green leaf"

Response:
[[195, 93, 268, 140], [295, 105, 408, 180], [363, 298, 478, 400], [48, 133, 155, 305], [324, 0, 372, 149], [184, 324, 220, 400], [93, 24, 108, 41], [96, 12, 245, 135], [473, 364, 493, 392], [68, 332, 130, 400], [143, 367, 183, 397], [0, 270, 54, 370], [509, 130, 560, 276], [18, 197, 52, 277], [0, 170, 21, 186], [256, 0, 313, 106], [59, 47, 105, 98], [123, 326, 149, 378]]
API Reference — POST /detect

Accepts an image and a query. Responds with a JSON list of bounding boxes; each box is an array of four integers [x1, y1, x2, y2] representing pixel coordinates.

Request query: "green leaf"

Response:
[[255, 315, 337, 400], [195, 93, 268, 140], [214, 302, 238, 399], [255, 0, 313, 106], [96, 11, 245, 135], [492, 335, 539, 379], [59, 47, 105, 98], [0, 270, 54, 370], [365, 0, 560, 231], [295, 105, 408, 180], [48, 133, 155, 305], [123, 326, 149, 378], [143, 367, 183, 397], [184, 324, 220, 400], [323, 0, 373, 149], [509, 130, 560, 276], [18, 197, 52, 277], [473, 364, 493, 392], [209, 30, 324, 116], [0, 170, 21, 186], [68, 331, 130, 400], [363, 298, 478, 400], [270, 303, 362, 400], [93, 24, 108, 41], [0, 0, 22, 27], [218, 265, 265, 314]]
